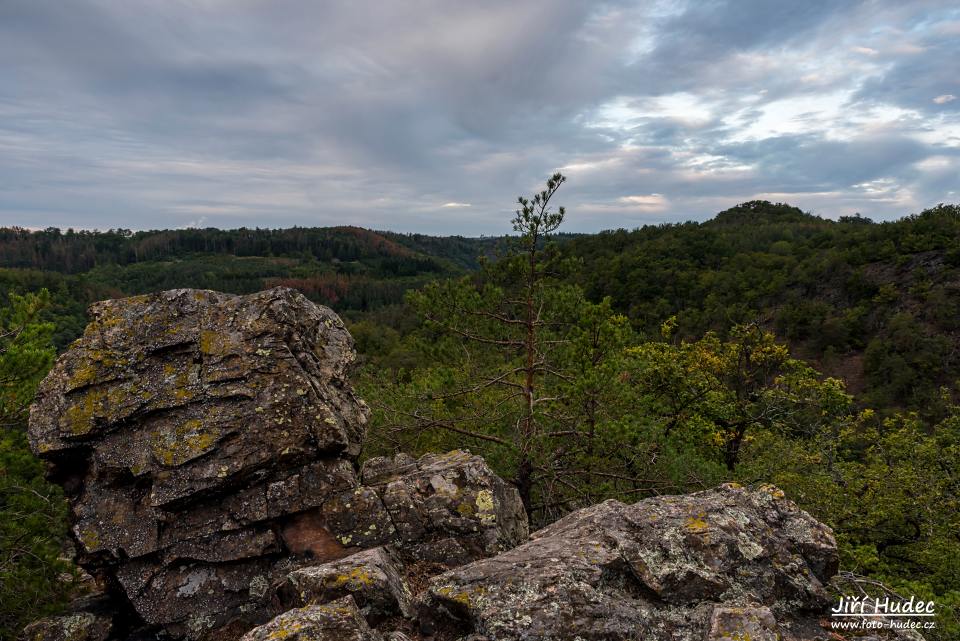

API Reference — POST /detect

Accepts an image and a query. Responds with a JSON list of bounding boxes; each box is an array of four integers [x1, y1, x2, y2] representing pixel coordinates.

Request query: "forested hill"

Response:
[[0, 226, 489, 346], [561, 201, 960, 415], [2, 200, 958, 415], [0, 226, 464, 274]]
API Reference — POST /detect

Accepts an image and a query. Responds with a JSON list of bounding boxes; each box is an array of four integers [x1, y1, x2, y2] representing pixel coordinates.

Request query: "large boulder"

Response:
[[360, 451, 528, 565], [29, 288, 370, 637], [420, 483, 840, 641], [243, 482, 919, 641]]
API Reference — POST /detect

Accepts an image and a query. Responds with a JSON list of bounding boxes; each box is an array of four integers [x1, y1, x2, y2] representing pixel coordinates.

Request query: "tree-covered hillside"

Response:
[[562, 201, 960, 416], [1, 200, 957, 414], [0, 226, 483, 350]]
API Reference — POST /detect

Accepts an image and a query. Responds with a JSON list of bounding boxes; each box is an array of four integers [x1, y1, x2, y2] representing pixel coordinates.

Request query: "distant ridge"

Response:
[[706, 200, 821, 226]]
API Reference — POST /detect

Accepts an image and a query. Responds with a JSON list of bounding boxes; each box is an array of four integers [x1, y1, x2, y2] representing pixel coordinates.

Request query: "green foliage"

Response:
[[360, 197, 960, 634], [0, 429, 71, 638], [863, 312, 952, 412], [0, 225, 450, 274], [565, 201, 960, 417], [0, 290, 71, 639], [628, 321, 853, 470], [0, 227, 474, 349], [0, 291, 56, 425], [742, 406, 960, 639]]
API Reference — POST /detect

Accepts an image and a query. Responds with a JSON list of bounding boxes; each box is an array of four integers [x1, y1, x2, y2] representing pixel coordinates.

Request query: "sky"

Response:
[[1, 1, 958, 235]]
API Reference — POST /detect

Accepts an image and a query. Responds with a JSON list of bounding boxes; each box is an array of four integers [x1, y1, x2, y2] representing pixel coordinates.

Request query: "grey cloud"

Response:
[[716, 134, 935, 190], [0, 0, 957, 233]]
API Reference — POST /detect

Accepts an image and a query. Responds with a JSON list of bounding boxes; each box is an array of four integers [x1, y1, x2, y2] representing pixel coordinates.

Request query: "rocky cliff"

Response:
[[23, 288, 920, 641]]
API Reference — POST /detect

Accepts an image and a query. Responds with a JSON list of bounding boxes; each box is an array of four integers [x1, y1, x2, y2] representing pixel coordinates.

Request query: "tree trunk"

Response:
[[515, 457, 534, 517]]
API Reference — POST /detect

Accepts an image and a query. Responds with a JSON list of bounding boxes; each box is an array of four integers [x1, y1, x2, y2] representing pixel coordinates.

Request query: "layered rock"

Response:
[[420, 483, 840, 640], [27, 288, 526, 640], [359, 451, 528, 566], [279, 547, 415, 624], [238, 482, 919, 640]]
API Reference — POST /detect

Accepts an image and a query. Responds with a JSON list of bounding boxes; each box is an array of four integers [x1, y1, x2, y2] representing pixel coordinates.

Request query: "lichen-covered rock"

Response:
[[421, 483, 840, 640], [280, 547, 414, 623], [260, 450, 528, 574], [363, 451, 529, 565], [27, 288, 370, 637], [707, 605, 779, 641], [31, 288, 367, 463], [360, 453, 418, 485], [18, 612, 111, 641], [239, 597, 382, 641]]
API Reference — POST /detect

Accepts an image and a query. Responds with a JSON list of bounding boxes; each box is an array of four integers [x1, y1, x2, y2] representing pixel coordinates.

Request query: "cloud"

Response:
[[618, 194, 668, 210], [0, 0, 957, 233]]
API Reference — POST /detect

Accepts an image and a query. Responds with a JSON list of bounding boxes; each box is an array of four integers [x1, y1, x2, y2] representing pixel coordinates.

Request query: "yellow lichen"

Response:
[[151, 419, 220, 466], [264, 617, 306, 641], [759, 484, 785, 499], [199, 330, 230, 355], [685, 513, 710, 532], [77, 526, 101, 552], [61, 388, 108, 435], [67, 362, 99, 390], [475, 489, 496, 524], [326, 567, 375, 590], [435, 584, 485, 608]]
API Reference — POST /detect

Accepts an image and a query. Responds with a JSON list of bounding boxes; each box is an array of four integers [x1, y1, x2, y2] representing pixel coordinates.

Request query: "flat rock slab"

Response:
[[239, 597, 382, 641], [421, 483, 839, 641], [280, 547, 414, 623]]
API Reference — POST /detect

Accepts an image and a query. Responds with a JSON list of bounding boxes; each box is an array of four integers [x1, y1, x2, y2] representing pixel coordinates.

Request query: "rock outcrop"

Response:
[[26, 289, 526, 640], [421, 483, 838, 640], [25, 287, 922, 641]]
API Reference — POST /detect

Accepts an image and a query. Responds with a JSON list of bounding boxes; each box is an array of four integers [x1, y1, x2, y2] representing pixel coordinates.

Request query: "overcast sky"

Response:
[[1, 1, 958, 234]]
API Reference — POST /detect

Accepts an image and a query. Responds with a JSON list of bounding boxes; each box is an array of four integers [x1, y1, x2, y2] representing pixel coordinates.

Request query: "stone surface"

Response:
[[239, 597, 382, 641], [707, 605, 779, 641], [280, 547, 414, 623], [420, 483, 840, 640], [30, 287, 367, 463], [240, 481, 918, 641], [18, 612, 112, 641], [28, 288, 372, 638], [365, 451, 529, 565]]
